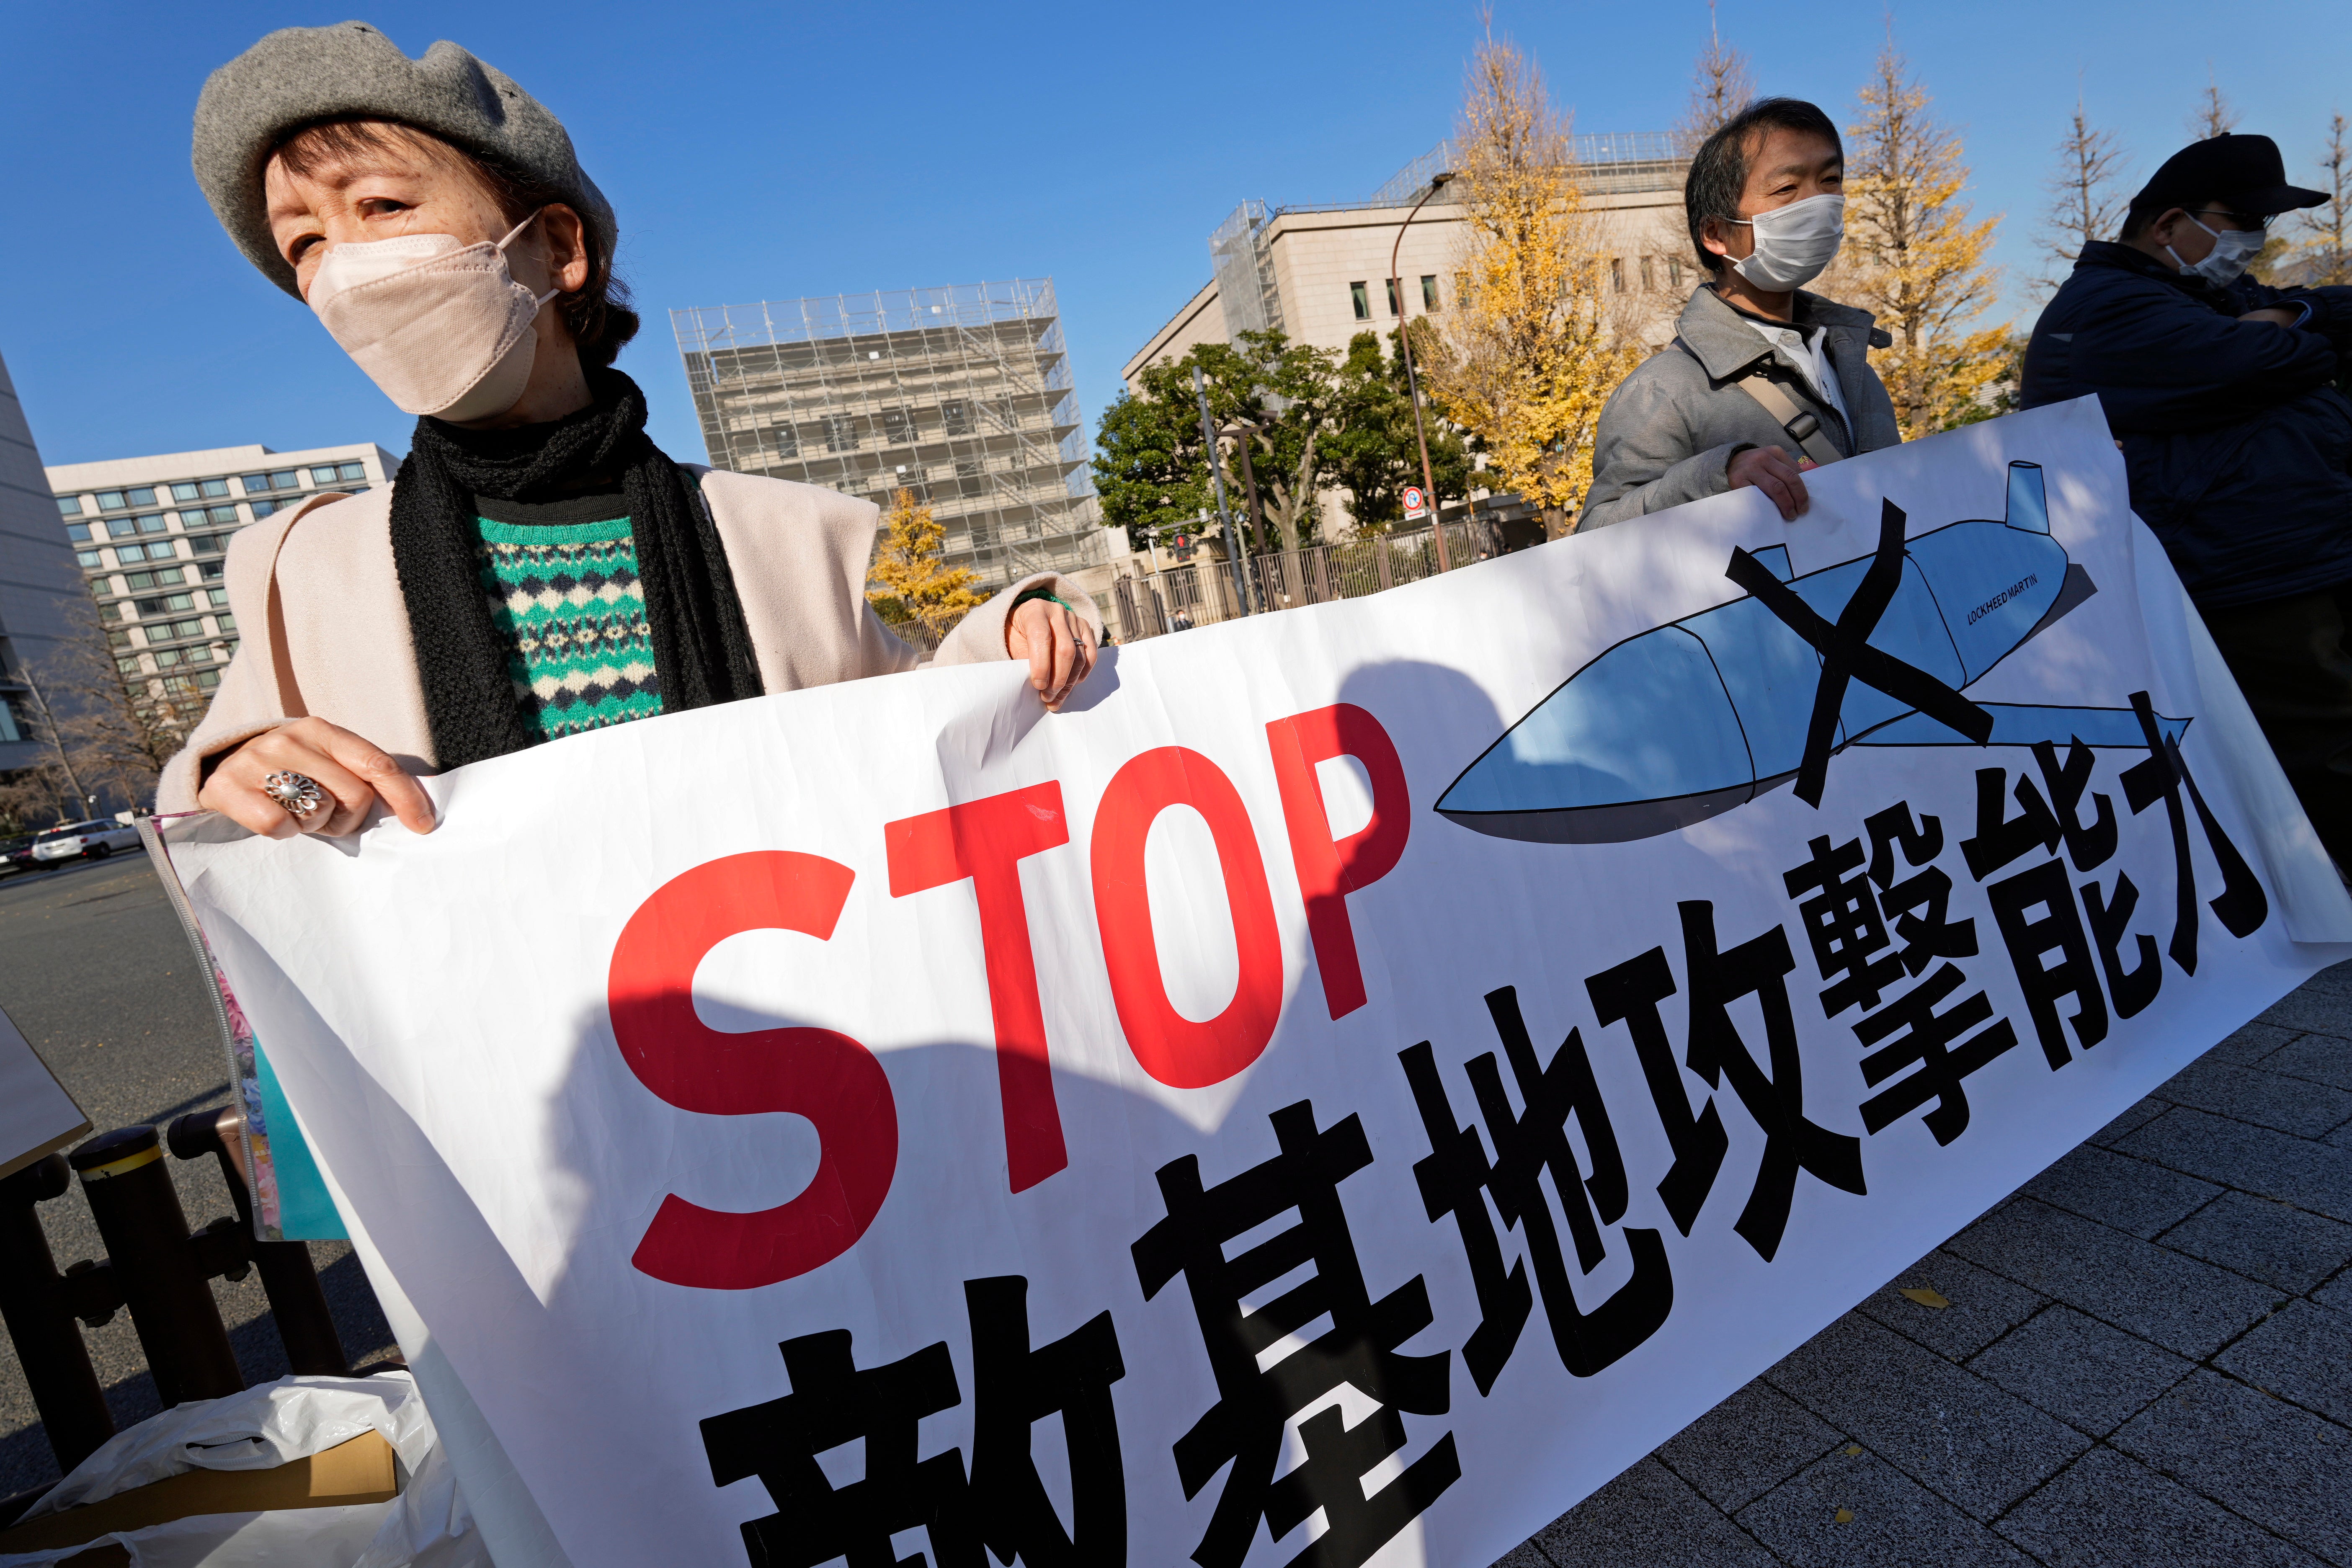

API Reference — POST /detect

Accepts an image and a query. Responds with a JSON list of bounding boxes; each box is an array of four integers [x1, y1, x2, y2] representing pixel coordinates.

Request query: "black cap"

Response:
[[2131, 133, 2327, 218]]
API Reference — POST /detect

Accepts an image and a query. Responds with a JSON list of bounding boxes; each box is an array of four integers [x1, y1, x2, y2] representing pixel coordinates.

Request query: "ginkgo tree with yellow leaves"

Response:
[[1832, 41, 2012, 438], [1420, 34, 1644, 538], [867, 488, 984, 639]]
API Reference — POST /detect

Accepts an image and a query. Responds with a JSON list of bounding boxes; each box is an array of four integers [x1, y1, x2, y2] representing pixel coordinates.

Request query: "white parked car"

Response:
[[29, 819, 142, 863]]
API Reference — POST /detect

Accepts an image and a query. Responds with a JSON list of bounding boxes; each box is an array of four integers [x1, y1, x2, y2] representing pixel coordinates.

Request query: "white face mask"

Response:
[[2166, 214, 2265, 286], [306, 212, 558, 423], [1730, 193, 1847, 292]]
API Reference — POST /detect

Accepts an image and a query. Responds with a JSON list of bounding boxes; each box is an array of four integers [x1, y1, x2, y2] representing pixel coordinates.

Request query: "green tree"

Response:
[[1322, 327, 1472, 531], [1092, 330, 1339, 555]]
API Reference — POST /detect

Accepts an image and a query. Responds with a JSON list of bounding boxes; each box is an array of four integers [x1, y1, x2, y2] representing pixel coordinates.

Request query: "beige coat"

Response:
[[159, 467, 1101, 811]]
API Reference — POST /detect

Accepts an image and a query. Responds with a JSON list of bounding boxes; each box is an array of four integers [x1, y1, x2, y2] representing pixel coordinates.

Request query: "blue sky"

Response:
[[3, 1, 2346, 473]]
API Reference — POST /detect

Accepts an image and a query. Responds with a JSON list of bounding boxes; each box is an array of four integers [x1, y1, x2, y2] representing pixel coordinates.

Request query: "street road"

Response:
[[0, 851, 394, 1504]]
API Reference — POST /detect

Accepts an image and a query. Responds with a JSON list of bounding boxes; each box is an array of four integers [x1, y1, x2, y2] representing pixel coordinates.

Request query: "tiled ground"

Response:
[[1496, 959, 2352, 1568]]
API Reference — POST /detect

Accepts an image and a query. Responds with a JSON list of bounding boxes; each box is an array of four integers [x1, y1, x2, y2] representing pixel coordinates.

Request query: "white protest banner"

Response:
[[160, 399, 2352, 1568], [0, 1004, 88, 1182]]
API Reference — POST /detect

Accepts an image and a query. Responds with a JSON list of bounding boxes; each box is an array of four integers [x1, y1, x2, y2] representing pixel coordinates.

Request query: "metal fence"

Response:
[[1109, 517, 1513, 644]]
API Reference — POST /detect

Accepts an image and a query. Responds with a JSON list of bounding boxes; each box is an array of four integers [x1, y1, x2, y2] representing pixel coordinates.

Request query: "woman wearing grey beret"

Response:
[[169, 22, 1101, 836]]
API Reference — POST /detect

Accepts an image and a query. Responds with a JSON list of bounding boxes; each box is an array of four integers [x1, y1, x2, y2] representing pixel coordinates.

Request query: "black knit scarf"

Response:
[[390, 369, 763, 770]]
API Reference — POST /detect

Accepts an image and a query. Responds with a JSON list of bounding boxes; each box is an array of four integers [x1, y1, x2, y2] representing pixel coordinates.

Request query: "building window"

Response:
[[338, 462, 365, 481], [1640, 255, 1656, 291], [113, 547, 143, 568], [251, 498, 279, 519], [57, 497, 81, 516], [107, 629, 132, 650], [98, 490, 127, 511], [171, 618, 205, 640], [206, 505, 236, 524], [1422, 275, 1441, 312], [216, 612, 237, 634], [880, 406, 917, 447], [1610, 258, 1626, 293], [1669, 257, 1685, 288], [201, 561, 227, 582], [761, 422, 800, 459], [116, 657, 142, 678], [135, 593, 195, 616], [186, 534, 221, 555], [822, 414, 860, 452], [76, 549, 101, 568], [138, 514, 167, 534], [207, 588, 230, 609], [65, 522, 90, 542], [1386, 278, 1401, 316], [197, 668, 223, 691], [155, 567, 186, 586], [1350, 281, 1370, 320], [941, 400, 973, 435], [107, 519, 139, 539]]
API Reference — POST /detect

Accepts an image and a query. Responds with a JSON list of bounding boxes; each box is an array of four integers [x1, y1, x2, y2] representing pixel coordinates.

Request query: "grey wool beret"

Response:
[[192, 21, 616, 298]]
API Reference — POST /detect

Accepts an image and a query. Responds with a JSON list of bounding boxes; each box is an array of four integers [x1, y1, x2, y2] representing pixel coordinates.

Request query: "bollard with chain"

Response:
[[67, 1127, 243, 1408], [0, 1155, 115, 1472], [169, 1109, 346, 1377]]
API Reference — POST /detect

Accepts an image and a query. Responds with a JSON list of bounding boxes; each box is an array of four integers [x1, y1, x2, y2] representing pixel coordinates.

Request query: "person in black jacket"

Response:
[[2022, 134, 2352, 869]]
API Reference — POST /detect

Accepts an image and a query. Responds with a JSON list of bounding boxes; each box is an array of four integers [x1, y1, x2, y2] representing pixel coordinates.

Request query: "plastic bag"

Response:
[[0, 1373, 490, 1567]]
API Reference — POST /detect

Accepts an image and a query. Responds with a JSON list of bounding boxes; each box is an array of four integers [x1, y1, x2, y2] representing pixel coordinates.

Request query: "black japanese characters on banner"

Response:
[[695, 685, 2282, 1568], [1400, 988, 1673, 1395], [1132, 1099, 1460, 1568], [1952, 689, 2268, 1079], [701, 1277, 1124, 1568], [1587, 905, 1869, 1263], [1786, 805, 2019, 1145]]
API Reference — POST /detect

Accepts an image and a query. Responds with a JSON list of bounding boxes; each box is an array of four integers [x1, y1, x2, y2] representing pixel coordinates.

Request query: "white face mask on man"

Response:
[[306, 211, 558, 423], [2166, 214, 2266, 286], [1729, 193, 1847, 292]]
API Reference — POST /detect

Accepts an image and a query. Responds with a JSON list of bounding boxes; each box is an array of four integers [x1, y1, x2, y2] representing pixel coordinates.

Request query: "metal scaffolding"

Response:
[[671, 279, 1108, 588]]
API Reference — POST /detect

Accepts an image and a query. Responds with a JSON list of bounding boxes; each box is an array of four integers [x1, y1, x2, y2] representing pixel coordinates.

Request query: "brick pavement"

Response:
[[1495, 959, 2352, 1568]]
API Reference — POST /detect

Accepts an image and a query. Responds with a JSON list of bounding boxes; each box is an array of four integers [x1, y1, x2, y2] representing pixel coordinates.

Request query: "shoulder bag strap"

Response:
[[258, 490, 351, 720], [1675, 335, 1847, 468]]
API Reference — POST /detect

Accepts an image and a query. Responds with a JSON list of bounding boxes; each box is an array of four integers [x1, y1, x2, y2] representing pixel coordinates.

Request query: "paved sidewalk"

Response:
[[1497, 959, 2352, 1568]]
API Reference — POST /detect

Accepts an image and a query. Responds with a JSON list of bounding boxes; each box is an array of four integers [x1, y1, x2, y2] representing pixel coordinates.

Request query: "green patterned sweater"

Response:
[[473, 511, 662, 741]]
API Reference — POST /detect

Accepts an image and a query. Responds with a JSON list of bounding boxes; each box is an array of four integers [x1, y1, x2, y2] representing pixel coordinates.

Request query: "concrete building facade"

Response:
[[0, 351, 94, 776], [45, 442, 397, 716], [1124, 134, 1694, 392], [674, 279, 1109, 593]]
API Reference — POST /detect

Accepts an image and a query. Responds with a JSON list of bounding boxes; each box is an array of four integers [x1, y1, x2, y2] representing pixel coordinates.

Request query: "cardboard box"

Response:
[[0, 1429, 397, 1559]]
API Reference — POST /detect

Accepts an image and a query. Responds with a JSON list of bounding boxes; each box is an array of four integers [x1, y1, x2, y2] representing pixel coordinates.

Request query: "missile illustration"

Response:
[[1437, 462, 2189, 845]]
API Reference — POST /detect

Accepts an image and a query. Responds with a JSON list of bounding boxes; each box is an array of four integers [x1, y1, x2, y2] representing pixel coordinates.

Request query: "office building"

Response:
[[46, 441, 398, 712], [1124, 134, 1690, 388], [673, 279, 1109, 591], [0, 350, 88, 775]]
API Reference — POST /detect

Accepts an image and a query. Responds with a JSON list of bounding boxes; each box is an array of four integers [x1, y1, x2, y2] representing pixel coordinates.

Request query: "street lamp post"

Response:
[[1193, 363, 1258, 616], [1390, 169, 1455, 573]]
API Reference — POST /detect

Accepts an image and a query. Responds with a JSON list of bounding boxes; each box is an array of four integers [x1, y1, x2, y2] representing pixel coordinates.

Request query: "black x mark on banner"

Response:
[[1725, 500, 1995, 808]]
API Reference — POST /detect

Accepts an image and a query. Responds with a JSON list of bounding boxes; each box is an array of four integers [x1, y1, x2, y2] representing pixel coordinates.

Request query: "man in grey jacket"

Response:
[[1578, 98, 1900, 531]]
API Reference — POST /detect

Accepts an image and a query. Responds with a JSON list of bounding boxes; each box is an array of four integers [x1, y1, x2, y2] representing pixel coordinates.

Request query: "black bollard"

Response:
[[0, 1155, 114, 1471], [169, 1109, 347, 1376], [69, 1127, 242, 1407]]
